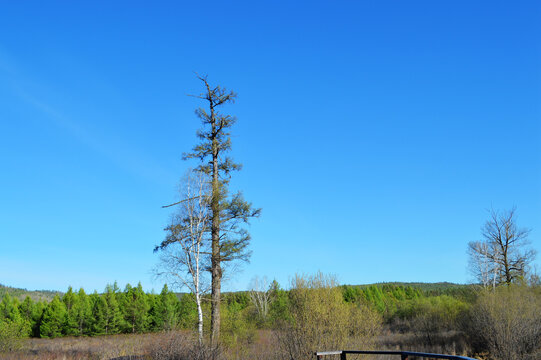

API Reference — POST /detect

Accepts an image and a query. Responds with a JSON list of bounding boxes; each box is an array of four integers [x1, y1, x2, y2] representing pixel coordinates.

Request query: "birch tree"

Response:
[[155, 170, 211, 343], [248, 276, 271, 324], [468, 241, 499, 289]]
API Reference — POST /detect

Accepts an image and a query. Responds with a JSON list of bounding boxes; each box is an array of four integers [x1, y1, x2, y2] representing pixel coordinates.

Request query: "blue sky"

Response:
[[0, 1, 539, 293]]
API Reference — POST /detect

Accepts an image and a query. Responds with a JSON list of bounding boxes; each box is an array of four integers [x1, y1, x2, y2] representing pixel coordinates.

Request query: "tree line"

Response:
[[1, 278, 540, 359], [0, 283, 183, 340], [0, 279, 482, 340], [0, 280, 464, 340]]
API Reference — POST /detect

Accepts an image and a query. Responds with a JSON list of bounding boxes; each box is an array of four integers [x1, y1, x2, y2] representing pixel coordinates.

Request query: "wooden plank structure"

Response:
[[315, 350, 477, 360]]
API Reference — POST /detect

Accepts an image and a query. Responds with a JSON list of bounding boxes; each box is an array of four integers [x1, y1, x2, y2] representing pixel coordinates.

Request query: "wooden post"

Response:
[[340, 352, 347, 360]]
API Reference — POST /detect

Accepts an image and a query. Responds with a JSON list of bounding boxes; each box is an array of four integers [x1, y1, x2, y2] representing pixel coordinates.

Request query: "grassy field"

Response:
[[1, 329, 471, 360]]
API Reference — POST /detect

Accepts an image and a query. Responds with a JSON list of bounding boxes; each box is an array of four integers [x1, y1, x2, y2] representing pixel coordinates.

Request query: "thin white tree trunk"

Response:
[[196, 292, 203, 344]]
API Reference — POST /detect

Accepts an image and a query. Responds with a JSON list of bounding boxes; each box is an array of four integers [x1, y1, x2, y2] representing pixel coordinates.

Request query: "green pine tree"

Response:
[[31, 301, 46, 337], [0, 293, 21, 322], [153, 284, 179, 331], [177, 293, 198, 329], [89, 292, 107, 335], [62, 286, 78, 335], [18, 296, 33, 323], [72, 288, 91, 336], [18, 296, 34, 337], [40, 295, 66, 338], [122, 283, 149, 333], [103, 283, 122, 334]]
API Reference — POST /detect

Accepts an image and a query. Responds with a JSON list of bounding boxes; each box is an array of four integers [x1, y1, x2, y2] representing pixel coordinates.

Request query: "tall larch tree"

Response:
[[180, 75, 261, 344]]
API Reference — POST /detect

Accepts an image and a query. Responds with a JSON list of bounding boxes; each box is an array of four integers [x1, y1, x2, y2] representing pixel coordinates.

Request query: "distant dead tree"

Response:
[[468, 207, 536, 287], [468, 240, 498, 289], [248, 276, 271, 324], [155, 170, 211, 343]]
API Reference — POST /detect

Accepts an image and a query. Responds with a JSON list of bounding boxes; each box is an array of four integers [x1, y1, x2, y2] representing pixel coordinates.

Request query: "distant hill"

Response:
[[0, 284, 63, 302], [1, 281, 479, 303], [353, 281, 469, 291]]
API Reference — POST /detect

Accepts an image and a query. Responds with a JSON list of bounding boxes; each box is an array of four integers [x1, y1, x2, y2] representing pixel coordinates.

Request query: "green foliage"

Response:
[[30, 300, 46, 337], [121, 283, 150, 333], [177, 293, 198, 330], [62, 286, 77, 335], [268, 281, 290, 325], [342, 284, 423, 321], [0, 293, 30, 351], [221, 300, 255, 352], [277, 273, 381, 360], [18, 296, 33, 324], [0, 293, 21, 323], [395, 295, 467, 321], [102, 283, 122, 334], [88, 292, 107, 335], [40, 295, 66, 338], [151, 284, 180, 331], [0, 319, 27, 352], [0, 278, 502, 349], [72, 288, 92, 336]]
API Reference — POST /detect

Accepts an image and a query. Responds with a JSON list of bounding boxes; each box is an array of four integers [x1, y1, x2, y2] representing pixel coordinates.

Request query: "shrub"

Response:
[[395, 295, 469, 346], [0, 319, 28, 352], [276, 273, 381, 360], [462, 285, 541, 360]]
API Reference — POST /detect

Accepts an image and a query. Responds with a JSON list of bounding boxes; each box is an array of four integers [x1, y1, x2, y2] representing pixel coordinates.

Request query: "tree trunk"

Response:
[[196, 292, 203, 344], [210, 104, 222, 345]]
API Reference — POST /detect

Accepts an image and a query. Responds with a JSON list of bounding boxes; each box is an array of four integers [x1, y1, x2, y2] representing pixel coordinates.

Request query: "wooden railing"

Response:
[[315, 350, 477, 360]]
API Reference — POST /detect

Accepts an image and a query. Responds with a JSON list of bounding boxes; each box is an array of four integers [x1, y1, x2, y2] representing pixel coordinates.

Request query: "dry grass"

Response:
[[2, 332, 172, 360], [1, 329, 471, 360], [375, 329, 470, 356]]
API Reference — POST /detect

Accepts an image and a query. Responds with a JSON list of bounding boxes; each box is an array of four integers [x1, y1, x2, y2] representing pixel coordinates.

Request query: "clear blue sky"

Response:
[[0, 1, 539, 293]]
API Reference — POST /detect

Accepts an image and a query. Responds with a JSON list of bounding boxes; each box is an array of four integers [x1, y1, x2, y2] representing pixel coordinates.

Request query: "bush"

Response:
[[462, 285, 541, 360], [0, 319, 28, 352], [276, 273, 381, 360], [395, 295, 469, 346], [221, 301, 256, 359]]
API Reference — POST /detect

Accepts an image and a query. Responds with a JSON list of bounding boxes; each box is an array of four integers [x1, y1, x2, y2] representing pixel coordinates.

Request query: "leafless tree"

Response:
[[468, 240, 499, 289], [248, 276, 271, 324], [469, 207, 536, 286], [155, 170, 211, 343]]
